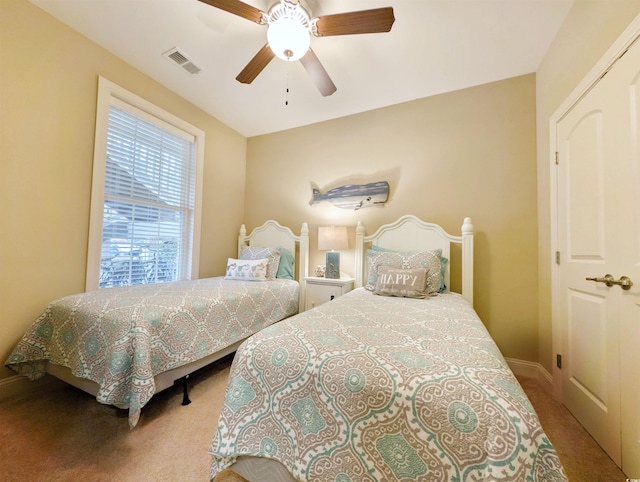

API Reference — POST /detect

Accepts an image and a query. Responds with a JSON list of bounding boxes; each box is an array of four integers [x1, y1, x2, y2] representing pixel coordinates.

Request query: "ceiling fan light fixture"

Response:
[[267, 1, 311, 61], [200, 0, 394, 97]]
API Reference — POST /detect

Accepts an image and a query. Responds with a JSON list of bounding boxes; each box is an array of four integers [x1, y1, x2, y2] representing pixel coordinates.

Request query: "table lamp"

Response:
[[318, 226, 348, 279]]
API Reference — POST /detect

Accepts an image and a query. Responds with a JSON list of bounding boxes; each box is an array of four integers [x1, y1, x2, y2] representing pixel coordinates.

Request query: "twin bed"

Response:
[[6, 214, 566, 480], [5, 220, 309, 427], [208, 215, 567, 481]]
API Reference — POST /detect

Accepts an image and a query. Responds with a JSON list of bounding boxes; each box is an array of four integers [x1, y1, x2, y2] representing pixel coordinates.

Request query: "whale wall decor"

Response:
[[311, 181, 389, 210]]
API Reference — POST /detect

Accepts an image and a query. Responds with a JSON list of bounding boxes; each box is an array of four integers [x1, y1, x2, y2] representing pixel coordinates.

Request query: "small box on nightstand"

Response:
[[304, 276, 355, 311]]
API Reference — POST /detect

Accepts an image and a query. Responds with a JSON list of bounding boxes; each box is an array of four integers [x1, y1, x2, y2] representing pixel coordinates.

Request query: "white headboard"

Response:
[[355, 215, 474, 305], [238, 220, 310, 309]]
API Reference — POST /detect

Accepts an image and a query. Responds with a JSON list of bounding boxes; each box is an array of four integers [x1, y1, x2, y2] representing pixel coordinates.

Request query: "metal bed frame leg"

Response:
[[181, 375, 191, 406]]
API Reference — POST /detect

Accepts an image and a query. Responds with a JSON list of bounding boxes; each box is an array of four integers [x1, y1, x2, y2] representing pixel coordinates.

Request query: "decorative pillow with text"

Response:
[[366, 249, 442, 295], [373, 266, 429, 298]]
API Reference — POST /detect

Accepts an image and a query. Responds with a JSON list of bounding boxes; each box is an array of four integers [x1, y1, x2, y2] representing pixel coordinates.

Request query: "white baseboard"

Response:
[[0, 375, 29, 401], [0, 374, 56, 402], [505, 357, 554, 393]]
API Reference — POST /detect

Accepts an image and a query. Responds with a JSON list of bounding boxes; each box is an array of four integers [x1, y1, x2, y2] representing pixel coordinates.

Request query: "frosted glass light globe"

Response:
[[267, 17, 311, 61]]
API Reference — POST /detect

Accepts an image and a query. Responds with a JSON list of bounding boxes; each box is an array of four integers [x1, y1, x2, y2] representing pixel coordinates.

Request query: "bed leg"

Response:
[[181, 375, 191, 406]]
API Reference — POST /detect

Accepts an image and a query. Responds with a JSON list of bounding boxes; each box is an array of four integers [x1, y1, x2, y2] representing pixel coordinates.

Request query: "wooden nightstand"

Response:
[[304, 276, 355, 311]]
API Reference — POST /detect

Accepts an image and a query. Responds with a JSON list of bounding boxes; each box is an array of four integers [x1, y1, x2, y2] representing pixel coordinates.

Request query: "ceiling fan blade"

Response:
[[198, 0, 264, 24], [236, 44, 275, 84], [314, 7, 395, 36], [300, 49, 337, 97]]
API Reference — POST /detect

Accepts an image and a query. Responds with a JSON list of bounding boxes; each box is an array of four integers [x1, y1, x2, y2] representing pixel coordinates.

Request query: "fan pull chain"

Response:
[[285, 61, 290, 106]]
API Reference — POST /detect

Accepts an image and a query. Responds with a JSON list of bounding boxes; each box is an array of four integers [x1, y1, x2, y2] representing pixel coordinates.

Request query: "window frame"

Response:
[[86, 77, 205, 291]]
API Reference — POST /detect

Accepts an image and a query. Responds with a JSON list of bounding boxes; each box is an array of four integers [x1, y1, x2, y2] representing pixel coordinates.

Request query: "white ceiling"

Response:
[[29, 0, 574, 137]]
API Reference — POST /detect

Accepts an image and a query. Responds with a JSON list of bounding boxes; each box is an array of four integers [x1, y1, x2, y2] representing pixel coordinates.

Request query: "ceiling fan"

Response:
[[198, 0, 395, 96]]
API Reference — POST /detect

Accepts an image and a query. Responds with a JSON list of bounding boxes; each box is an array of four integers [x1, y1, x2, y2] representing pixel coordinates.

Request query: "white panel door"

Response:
[[556, 38, 640, 477], [557, 72, 622, 466], [616, 38, 640, 479]]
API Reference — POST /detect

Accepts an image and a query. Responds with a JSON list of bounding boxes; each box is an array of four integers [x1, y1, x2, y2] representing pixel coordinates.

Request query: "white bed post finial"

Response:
[[298, 222, 310, 311], [238, 224, 247, 256], [355, 221, 365, 288], [461, 217, 474, 306]]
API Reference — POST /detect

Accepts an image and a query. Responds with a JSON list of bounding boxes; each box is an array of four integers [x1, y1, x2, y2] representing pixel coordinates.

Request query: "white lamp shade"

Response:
[[318, 226, 348, 251]]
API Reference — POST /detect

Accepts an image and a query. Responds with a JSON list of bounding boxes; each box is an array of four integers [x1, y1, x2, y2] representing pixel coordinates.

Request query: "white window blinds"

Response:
[[98, 102, 197, 287]]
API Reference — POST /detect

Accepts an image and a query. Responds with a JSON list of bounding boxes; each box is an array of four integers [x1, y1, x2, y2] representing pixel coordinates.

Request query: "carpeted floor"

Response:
[[0, 355, 628, 481]]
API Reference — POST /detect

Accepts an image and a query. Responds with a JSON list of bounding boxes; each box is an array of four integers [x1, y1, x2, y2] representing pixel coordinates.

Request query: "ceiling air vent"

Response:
[[162, 48, 202, 75]]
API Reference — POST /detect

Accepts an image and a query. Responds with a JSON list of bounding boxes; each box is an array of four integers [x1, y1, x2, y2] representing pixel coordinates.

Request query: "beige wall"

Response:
[[246, 74, 539, 361], [535, 1, 640, 374], [0, 0, 247, 379]]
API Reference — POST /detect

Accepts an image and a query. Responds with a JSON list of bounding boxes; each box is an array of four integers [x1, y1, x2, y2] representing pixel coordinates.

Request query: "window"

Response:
[[86, 78, 204, 290]]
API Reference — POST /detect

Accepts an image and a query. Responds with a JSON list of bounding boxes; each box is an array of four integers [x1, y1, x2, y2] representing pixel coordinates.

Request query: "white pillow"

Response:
[[240, 246, 281, 280], [224, 258, 269, 281]]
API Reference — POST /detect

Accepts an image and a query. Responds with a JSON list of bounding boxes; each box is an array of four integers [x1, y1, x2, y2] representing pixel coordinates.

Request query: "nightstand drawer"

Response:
[[304, 277, 354, 311], [306, 284, 343, 310]]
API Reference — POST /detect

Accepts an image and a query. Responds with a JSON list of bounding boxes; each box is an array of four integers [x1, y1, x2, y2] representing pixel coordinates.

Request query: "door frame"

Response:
[[550, 14, 640, 401]]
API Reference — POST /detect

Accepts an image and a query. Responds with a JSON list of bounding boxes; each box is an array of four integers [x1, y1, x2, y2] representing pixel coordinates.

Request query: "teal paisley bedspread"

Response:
[[209, 288, 566, 481], [5, 277, 299, 427]]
